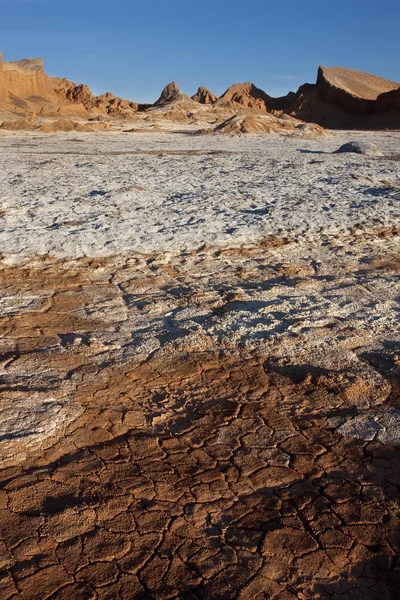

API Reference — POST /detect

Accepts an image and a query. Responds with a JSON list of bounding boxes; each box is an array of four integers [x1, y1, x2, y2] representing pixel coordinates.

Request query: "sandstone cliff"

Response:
[[0, 52, 138, 120], [0, 53, 58, 114], [315, 66, 399, 114], [275, 66, 400, 128]]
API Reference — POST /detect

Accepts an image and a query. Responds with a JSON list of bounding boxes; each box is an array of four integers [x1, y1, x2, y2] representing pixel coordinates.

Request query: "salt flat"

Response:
[[0, 131, 400, 599], [0, 131, 399, 259]]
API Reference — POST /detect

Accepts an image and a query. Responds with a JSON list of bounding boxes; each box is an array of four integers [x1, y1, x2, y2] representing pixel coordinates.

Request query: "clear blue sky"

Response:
[[1, 0, 399, 103]]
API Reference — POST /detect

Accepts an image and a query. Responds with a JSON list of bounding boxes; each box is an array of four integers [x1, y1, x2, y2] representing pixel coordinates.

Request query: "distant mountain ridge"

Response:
[[0, 52, 138, 119], [0, 52, 399, 129], [282, 65, 400, 128]]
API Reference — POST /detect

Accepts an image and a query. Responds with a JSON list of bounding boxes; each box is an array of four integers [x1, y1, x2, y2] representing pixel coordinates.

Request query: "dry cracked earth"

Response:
[[0, 230, 400, 600]]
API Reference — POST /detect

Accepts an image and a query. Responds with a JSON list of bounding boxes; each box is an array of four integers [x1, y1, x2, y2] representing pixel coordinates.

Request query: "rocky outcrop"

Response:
[[376, 87, 400, 114], [0, 117, 37, 131], [219, 82, 272, 113], [1, 51, 399, 130], [274, 66, 400, 129], [0, 52, 138, 120], [0, 117, 111, 132], [154, 82, 186, 106], [315, 65, 399, 114], [212, 113, 326, 136], [149, 82, 201, 121], [52, 81, 138, 118], [0, 53, 57, 113], [94, 94, 138, 117], [334, 141, 383, 155], [191, 86, 218, 104], [65, 83, 95, 107]]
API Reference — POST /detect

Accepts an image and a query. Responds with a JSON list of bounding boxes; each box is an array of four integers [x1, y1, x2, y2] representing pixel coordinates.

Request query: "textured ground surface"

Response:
[[0, 132, 399, 599], [0, 131, 399, 259]]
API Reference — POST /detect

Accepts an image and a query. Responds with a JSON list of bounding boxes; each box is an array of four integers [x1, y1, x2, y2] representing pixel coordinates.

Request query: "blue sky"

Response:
[[1, 0, 399, 103]]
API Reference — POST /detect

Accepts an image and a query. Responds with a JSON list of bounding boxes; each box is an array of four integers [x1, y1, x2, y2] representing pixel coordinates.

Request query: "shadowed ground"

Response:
[[0, 237, 399, 599]]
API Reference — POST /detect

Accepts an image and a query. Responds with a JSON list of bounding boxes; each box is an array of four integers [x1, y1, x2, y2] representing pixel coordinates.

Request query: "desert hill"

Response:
[[153, 81, 189, 106], [191, 86, 218, 104], [212, 113, 327, 137], [218, 82, 272, 113], [0, 51, 399, 131], [0, 52, 138, 120], [277, 65, 400, 128], [146, 82, 208, 124], [319, 65, 399, 101], [376, 86, 400, 113]]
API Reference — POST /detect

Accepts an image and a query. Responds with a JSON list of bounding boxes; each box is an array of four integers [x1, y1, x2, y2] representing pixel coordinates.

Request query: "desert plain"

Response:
[[0, 127, 399, 600], [0, 51, 400, 600]]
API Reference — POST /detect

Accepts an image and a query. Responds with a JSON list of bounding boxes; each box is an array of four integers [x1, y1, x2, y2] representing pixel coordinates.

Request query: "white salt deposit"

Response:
[[0, 130, 399, 457], [0, 131, 399, 260], [0, 395, 83, 468]]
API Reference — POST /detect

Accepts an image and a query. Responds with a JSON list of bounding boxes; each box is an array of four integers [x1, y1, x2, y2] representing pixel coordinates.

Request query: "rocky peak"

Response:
[[154, 82, 183, 106], [191, 86, 218, 104], [66, 84, 95, 108], [219, 82, 272, 112]]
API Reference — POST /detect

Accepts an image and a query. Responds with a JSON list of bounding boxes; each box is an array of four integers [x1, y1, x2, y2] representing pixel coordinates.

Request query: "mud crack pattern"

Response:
[[0, 238, 399, 599]]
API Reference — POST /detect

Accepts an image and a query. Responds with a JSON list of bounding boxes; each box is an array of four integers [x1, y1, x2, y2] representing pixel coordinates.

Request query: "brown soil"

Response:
[[0, 254, 399, 599]]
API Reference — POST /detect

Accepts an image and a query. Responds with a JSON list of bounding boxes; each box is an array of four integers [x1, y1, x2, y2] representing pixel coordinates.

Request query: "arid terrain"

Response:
[[1, 52, 400, 132], [0, 128, 399, 599], [0, 42, 400, 600]]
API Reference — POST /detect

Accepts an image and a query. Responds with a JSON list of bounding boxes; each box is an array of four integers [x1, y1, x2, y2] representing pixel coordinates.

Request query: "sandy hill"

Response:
[[218, 82, 272, 113], [191, 86, 218, 104], [153, 81, 189, 106], [146, 82, 209, 123], [212, 113, 327, 137], [1, 51, 399, 131]]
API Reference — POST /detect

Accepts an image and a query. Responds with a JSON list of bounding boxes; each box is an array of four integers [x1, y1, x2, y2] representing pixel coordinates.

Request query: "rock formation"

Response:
[[0, 53, 57, 114], [0, 117, 111, 133], [307, 65, 400, 119], [191, 86, 218, 104], [0, 51, 399, 131], [218, 82, 272, 113], [319, 66, 399, 103], [275, 65, 400, 128], [148, 82, 201, 123], [153, 82, 187, 106], [0, 52, 138, 121], [212, 113, 326, 136], [376, 87, 400, 114]]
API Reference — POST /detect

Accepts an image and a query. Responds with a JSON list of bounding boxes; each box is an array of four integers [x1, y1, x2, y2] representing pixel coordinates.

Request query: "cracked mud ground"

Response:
[[0, 234, 400, 600]]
